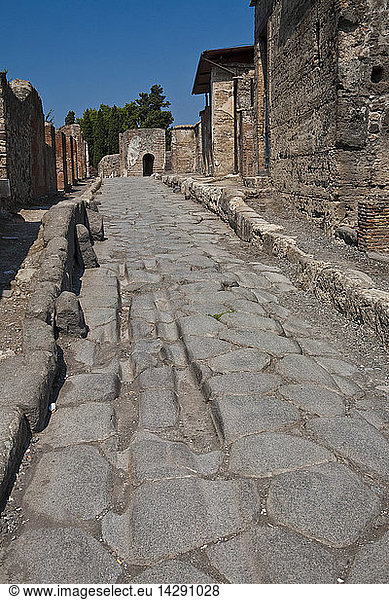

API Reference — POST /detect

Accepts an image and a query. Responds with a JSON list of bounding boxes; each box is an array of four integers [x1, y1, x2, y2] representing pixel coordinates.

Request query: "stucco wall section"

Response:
[[171, 125, 197, 173]]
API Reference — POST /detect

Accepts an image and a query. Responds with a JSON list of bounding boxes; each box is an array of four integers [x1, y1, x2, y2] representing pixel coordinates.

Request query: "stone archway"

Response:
[[142, 154, 154, 176]]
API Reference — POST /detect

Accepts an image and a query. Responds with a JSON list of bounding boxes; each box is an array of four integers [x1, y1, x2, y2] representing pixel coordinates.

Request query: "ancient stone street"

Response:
[[1, 178, 389, 584]]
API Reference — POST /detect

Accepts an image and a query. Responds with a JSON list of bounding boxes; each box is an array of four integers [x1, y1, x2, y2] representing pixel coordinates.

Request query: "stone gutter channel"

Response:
[[155, 174, 389, 350], [0, 177, 104, 508]]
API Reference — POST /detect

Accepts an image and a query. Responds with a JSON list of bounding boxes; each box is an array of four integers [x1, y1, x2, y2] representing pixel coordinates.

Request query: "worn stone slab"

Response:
[[348, 531, 389, 584], [316, 357, 360, 378], [184, 336, 234, 361], [178, 314, 224, 337], [23, 318, 57, 354], [4, 528, 121, 583], [296, 338, 339, 356], [207, 348, 271, 374], [58, 373, 120, 406], [307, 416, 389, 479], [267, 462, 380, 548], [212, 396, 300, 444], [274, 354, 338, 388], [130, 431, 223, 483], [206, 525, 341, 584], [138, 366, 174, 390], [279, 384, 345, 416], [43, 403, 116, 447], [204, 372, 282, 399], [132, 560, 218, 584], [139, 389, 179, 429], [102, 479, 258, 564], [0, 408, 29, 503], [219, 329, 299, 356], [219, 312, 282, 333], [54, 292, 87, 337], [24, 445, 111, 521], [72, 339, 98, 367], [229, 432, 333, 477]]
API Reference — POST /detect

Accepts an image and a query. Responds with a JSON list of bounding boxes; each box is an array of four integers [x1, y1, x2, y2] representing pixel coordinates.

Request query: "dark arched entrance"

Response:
[[143, 154, 154, 176]]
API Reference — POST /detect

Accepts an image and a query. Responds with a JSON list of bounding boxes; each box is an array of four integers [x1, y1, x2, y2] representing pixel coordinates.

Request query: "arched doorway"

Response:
[[143, 154, 154, 176]]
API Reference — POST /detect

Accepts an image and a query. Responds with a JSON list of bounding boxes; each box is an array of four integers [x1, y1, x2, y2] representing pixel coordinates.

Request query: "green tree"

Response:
[[75, 84, 174, 168], [65, 110, 76, 125]]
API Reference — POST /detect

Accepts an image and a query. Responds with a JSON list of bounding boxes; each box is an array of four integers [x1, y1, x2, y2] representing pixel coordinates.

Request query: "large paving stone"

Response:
[[220, 330, 299, 356], [229, 432, 333, 477], [139, 389, 179, 429], [184, 336, 233, 361], [207, 348, 271, 374], [274, 354, 338, 388], [0, 407, 29, 503], [43, 403, 116, 447], [348, 531, 389, 583], [297, 338, 339, 356], [307, 416, 389, 479], [267, 462, 380, 548], [102, 479, 258, 564], [23, 445, 111, 521], [130, 431, 222, 483], [204, 372, 282, 399], [58, 373, 120, 406], [178, 314, 223, 337], [206, 525, 342, 583], [279, 384, 345, 416], [219, 312, 282, 333], [138, 366, 174, 390], [316, 357, 360, 378], [4, 528, 121, 583], [212, 396, 300, 443], [132, 560, 218, 584]]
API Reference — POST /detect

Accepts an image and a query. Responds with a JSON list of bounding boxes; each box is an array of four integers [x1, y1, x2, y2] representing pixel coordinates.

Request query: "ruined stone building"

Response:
[[250, 0, 389, 246], [0, 73, 57, 210], [99, 128, 166, 177], [0, 72, 89, 207], [191, 46, 255, 177], [120, 128, 166, 177]]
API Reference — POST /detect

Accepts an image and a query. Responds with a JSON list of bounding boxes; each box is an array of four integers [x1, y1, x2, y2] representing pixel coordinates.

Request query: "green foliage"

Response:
[[74, 85, 174, 168], [65, 110, 76, 125], [207, 310, 235, 322]]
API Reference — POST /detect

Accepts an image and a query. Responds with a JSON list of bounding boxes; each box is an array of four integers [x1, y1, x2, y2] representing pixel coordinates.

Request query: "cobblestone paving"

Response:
[[2, 178, 389, 584]]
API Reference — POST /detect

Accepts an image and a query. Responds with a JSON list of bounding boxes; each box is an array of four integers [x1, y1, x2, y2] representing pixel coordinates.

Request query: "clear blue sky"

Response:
[[1, 1, 254, 128]]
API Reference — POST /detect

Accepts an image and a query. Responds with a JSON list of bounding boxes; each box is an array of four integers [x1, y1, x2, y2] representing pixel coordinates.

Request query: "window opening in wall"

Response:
[[143, 153, 154, 176], [371, 66, 384, 83]]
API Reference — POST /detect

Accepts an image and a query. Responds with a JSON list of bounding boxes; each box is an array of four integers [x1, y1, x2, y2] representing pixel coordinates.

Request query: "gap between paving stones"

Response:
[[0, 177, 103, 508], [155, 174, 389, 349]]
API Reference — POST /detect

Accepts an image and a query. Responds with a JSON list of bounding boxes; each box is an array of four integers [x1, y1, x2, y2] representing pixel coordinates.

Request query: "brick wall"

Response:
[[44, 123, 57, 195], [235, 73, 255, 177], [120, 128, 165, 176], [59, 124, 87, 180], [55, 131, 68, 192], [358, 200, 389, 253]]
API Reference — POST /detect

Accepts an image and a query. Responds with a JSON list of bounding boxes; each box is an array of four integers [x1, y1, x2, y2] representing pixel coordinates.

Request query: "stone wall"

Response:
[[171, 125, 197, 174], [65, 134, 76, 186], [55, 131, 68, 192], [0, 74, 52, 210], [98, 154, 120, 178], [235, 72, 256, 177], [211, 71, 235, 176], [251, 0, 389, 237], [120, 128, 165, 177]]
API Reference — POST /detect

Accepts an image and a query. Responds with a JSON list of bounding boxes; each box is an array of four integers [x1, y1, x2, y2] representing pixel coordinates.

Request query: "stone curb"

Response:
[[0, 177, 103, 508], [156, 173, 389, 349]]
